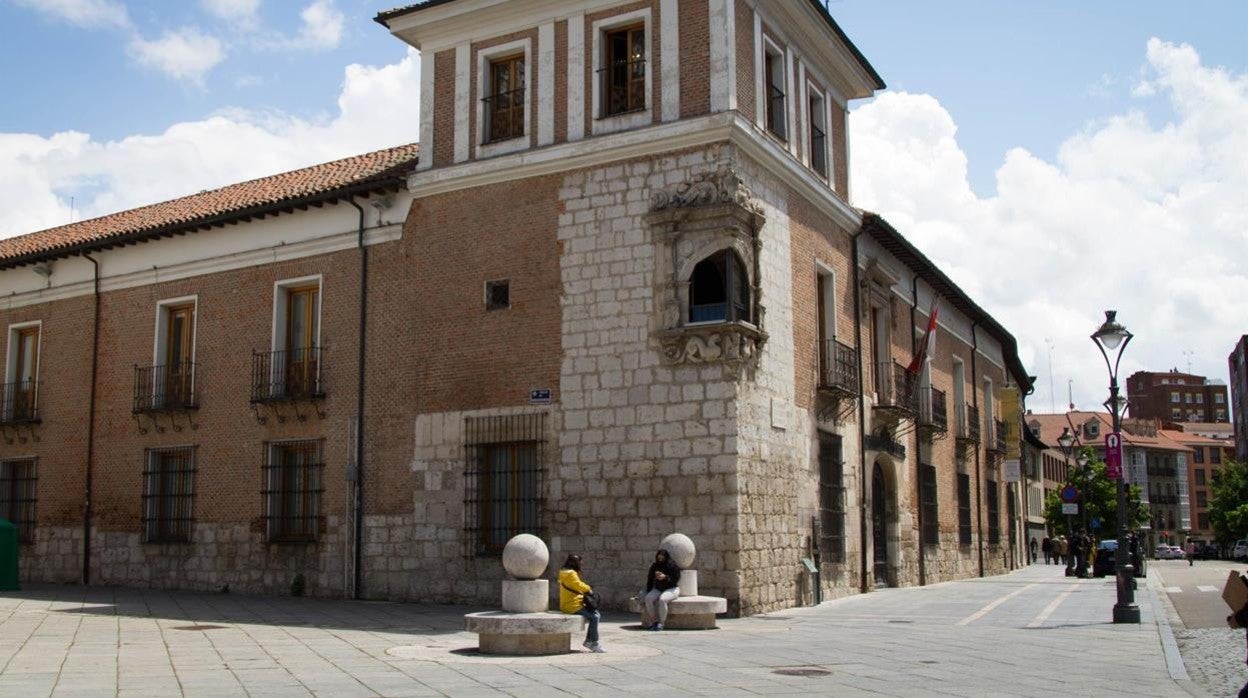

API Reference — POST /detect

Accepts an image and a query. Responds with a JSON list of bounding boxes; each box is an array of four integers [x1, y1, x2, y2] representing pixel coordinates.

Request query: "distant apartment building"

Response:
[[1126, 370, 1229, 424], [1161, 427, 1234, 541], [1230, 336, 1248, 461]]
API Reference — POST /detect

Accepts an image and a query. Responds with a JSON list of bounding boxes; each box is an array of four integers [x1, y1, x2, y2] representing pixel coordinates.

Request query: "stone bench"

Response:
[[628, 594, 728, 630], [464, 611, 586, 655]]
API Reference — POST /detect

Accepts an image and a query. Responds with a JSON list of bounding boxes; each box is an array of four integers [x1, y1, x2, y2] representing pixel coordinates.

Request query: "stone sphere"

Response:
[[661, 533, 696, 569], [501, 534, 549, 580]]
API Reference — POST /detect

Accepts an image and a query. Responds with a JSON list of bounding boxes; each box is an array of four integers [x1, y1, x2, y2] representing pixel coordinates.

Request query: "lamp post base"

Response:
[[1113, 602, 1141, 624]]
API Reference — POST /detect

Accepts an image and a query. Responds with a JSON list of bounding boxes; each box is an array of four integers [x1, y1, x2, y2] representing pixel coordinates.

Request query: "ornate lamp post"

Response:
[[1091, 310, 1140, 624]]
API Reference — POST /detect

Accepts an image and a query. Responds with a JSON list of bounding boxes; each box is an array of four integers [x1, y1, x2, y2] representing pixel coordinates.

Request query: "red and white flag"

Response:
[[907, 295, 941, 374]]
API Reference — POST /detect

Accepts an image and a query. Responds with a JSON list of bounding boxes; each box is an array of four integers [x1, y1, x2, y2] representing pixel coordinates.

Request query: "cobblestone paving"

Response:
[[1175, 627, 1247, 698], [0, 564, 1195, 697]]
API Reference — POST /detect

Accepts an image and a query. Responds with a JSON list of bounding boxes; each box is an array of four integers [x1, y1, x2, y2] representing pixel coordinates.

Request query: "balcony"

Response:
[[818, 339, 859, 398], [133, 362, 198, 413], [0, 380, 39, 425], [251, 348, 325, 403], [873, 361, 917, 419], [955, 403, 980, 445], [986, 418, 1008, 454], [917, 386, 948, 436]]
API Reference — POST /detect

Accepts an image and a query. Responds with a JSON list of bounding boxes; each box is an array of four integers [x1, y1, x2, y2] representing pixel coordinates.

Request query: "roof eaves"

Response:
[[0, 173, 408, 271], [375, 0, 459, 26], [861, 212, 1031, 391], [804, 0, 886, 91]]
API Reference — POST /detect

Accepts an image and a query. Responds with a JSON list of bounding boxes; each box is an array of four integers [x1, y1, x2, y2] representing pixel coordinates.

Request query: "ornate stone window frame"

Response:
[[645, 167, 768, 371]]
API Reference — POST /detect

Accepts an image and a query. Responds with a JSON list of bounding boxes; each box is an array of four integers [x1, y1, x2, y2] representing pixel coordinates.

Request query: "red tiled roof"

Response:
[[1026, 412, 1191, 452], [0, 143, 420, 268]]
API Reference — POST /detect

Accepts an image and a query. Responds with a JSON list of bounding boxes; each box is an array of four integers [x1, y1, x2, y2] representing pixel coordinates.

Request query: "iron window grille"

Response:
[[142, 447, 196, 543], [874, 361, 918, 413], [484, 54, 525, 142], [918, 386, 948, 431], [818, 433, 846, 562], [986, 480, 1000, 545], [464, 412, 545, 556], [955, 403, 980, 443], [262, 440, 324, 543], [134, 361, 198, 412], [919, 464, 938, 545], [251, 347, 324, 402], [809, 119, 827, 178], [601, 25, 646, 116], [764, 51, 787, 141], [0, 458, 36, 544], [0, 380, 39, 424], [957, 472, 972, 545]]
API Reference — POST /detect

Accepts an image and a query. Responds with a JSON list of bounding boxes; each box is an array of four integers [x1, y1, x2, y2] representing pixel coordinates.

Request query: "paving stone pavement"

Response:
[[0, 564, 1201, 697]]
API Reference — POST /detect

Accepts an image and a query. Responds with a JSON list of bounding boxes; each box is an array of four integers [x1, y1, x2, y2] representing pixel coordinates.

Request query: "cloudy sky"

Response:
[[1, 0, 1245, 415]]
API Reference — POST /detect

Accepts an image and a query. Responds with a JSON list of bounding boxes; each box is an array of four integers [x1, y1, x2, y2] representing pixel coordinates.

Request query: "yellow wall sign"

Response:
[[1001, 386, 1021, 460]]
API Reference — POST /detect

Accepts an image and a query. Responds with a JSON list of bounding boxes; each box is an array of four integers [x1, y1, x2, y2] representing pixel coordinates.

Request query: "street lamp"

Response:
[[1091, 310, 1140, 624]]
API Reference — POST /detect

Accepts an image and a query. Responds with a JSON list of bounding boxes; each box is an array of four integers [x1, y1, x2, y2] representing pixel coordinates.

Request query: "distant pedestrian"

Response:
[[559, 554, 605, 653], [1042, 537, 1052, 564], [1029, 537, 1038, 564], [1186, 540, 1198, 567], [1059, 536, 1069, 566], [640, 549, 681, 631]]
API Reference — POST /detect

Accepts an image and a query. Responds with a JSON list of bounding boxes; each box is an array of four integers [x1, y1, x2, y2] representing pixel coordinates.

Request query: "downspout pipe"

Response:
[[82, 253, 100, 585], [348, 199, 368, 600], [971, 323, 984, 577], [910, 273, 925, 587], [852, 229, 869, 593]]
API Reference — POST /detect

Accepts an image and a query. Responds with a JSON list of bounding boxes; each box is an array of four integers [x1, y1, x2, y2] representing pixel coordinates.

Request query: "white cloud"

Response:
[[850, 38, 1248, 414], [12, 0, 130, 29], [262, 0, 344, 51], [201, 0, 261, 29], [127, 27, 226, 85], [0, 48, 421, 236]]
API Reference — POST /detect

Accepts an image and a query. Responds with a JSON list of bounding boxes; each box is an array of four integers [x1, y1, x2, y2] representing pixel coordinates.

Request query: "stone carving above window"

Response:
[[646, 166, 767, 372]]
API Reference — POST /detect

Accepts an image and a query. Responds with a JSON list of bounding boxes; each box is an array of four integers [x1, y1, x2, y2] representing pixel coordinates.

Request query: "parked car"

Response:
[[1198, 543, 1221, 560], [1094, 540, 1146, 578], [1155, 545, 1181, 560], [1234, 539, 1248, 561]]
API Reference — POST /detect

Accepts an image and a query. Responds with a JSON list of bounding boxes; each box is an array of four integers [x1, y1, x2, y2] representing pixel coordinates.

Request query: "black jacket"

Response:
[[1236, 604, 1248, 665], [645, 560, 681, 592]]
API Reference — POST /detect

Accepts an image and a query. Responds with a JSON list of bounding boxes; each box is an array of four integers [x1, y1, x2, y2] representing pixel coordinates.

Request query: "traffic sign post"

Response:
[[1060, 485, 1079, 503], [1105, 432, 1123, 480], [1062, 503, 1079, 516]]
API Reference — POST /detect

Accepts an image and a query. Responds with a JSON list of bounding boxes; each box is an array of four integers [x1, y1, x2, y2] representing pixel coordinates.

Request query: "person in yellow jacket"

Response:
[[558, 554, 604, 653]]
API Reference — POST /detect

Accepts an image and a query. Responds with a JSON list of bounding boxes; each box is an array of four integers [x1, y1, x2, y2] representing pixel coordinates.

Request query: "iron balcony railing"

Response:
[[995, 419, 1008, 452], [599, 58, 647, 116], [918, 386, 948, 432], [482, 87, 526, 143], [955, 403, 980, 443], [874, 361, 917, 413], [818, 339, 859, 395], [251, 348, 324, 402], [1147, 465, 1177, 478], [0, 380, 39, 424], [133, 361, 198, 412], [986, 418, 1008, 453]]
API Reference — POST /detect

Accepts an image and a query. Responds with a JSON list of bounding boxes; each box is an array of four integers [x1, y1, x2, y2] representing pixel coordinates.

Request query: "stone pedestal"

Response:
[[501, 579, 547, 613], [464, 612, 586, 656]]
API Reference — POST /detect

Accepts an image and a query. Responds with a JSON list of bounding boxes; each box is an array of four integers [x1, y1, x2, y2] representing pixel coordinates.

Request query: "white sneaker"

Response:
[[590, 644, 606, 653]]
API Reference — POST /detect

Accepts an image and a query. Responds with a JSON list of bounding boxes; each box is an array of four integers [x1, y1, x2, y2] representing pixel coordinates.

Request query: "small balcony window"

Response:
[[688, 250, 750, 324], [3, 324, 40, 424], [485, 54, 525, 143], [808, 90, 827, 178], [764, 47, 787, 141], [602, 24, 646, 116]]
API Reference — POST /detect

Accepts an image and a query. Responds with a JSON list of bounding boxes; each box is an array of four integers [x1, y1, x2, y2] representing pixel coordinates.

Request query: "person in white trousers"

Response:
[[641, 549, 681, 631]]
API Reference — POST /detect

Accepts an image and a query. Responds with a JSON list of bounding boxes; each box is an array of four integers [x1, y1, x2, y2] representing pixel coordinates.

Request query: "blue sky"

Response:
[[1, 0, 1245, 410]]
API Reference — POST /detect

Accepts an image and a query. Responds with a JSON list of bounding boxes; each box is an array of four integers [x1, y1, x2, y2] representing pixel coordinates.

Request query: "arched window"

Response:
[[689, 250, 750, 323]]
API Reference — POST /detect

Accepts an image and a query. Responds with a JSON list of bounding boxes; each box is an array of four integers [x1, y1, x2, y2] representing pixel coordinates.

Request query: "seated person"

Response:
[[641, 549, 681, 631]]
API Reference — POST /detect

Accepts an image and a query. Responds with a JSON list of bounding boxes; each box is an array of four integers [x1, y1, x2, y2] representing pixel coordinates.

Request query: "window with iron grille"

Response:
[[957, 472, 972, 545], [142, 447, 196, 543], [602, 25, 645, 116], [485, 54, 525, 142], [0, 458, 36, 544], [262, 440, 324, 543], [919, 464, 938, 545], [986, 479, 1000, 545], [464, 413, 545, 555], [817, 433, 845, 562], [763, 47, 787, 140]]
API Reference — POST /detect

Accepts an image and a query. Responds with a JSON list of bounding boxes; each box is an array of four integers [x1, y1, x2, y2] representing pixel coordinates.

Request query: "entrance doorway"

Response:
[[872, 463, 890, 588]]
